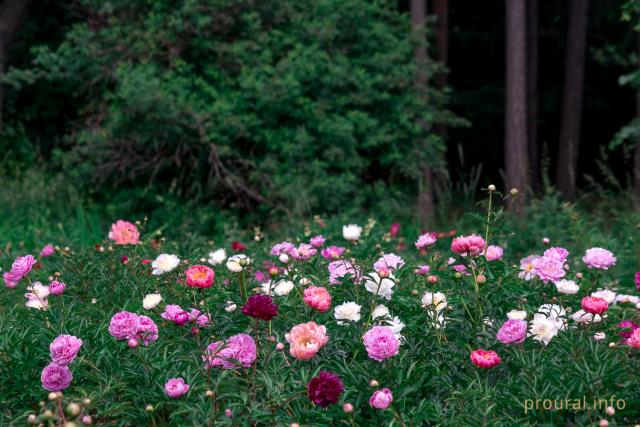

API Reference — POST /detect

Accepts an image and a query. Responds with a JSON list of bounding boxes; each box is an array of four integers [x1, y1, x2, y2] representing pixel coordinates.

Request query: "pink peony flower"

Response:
[[496, 319, 527, 344], [204, 334, 257, 369], [3, 272, 19, 288], [581, 296, 609, 315], [307, 371, 344, 408], [543, 247, 569, 262], [50, 335, 83, 365], [415, 233, 437, 249], [136, 315, 159, 345], [271, 241, 295, 256], [415, 265, 431, 275], [363, 326, 399, 362], [321, 246, 346, 260], [451, 234, 485, 257], [369, 388, 393, 410], [40, 244, 55, 257], [10, 255, 36, 280], [483, 245, 504, 261], [41, 362, 73, 391], [389, 223, 401, 238], [627, 329, 640, 348], [185, 265, 215, 289], [291, 243, 317, 261], [108, 311, 141, 340], [373, 253, 405, 272], [164, 377, 190, 398], [108, 220, 140, 245], [518, 255, 540, 280], [303, 286, 332, 312], [583, 248, 616, 270], [328, 260, 360, 284], [618, 320, 639, 344], [470, 349, 501, 368], [309, 235, 326, 247], [635, 272, 640, 291], [48, 280, 66, 296], [285, 321, 329, 360], [532, 256, 565, 283]]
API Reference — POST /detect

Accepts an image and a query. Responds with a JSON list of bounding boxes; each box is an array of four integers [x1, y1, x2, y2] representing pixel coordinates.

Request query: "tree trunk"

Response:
[[526, 0, 539, 192], [433, 0, 448, 138], [0, 0, 31, 133], [411, 0, 435, 227], [556, 0, 588, 199], [634, 31, 640, 209], [505, 0, 528, 209]]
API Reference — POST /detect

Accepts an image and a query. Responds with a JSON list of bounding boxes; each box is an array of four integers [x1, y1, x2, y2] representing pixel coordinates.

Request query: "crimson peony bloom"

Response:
[[242, 295, 278, 321], [232, 241, 246, 251], [307, 371, 344, 407]]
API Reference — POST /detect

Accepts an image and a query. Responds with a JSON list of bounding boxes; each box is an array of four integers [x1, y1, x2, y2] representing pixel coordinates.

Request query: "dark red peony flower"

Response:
[[241, 295, 278, 321], [232, 241, 246, 252], [307, 371, 344, 408]]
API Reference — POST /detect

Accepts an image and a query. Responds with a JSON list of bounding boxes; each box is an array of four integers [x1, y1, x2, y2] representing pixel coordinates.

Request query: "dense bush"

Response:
[[4, 0, 458, 217]]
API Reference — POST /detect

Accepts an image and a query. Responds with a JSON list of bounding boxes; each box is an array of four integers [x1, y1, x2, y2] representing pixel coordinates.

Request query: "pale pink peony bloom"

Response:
[[470, 349, 501, 368], [11, 254, 36, 280], [543, 247, 569, 262], [48, 280, 66, 296], [309, 235, 326, 247], [518, 255, 540, 280], [41, 362, 73, 391], [50, 335, 83, 365], [415, 233, 437, 249], [369, 388, 393, 410], [285, 322, 329, 360], [291, 243, 317, 261], [451, 234, 485, 256], [362, 326, 399, 362], [303, 286, 332, 312], [532, 256, 565, 283], [483, 245, 504, 261], [164, 377, 190, 398], [373, 253, 404, 272], [328, 260, 360, 284], [108, 220, 140, 245], [271, 242, 295, 256], [581, 296, 609, 315], [583, 248, 616, 270], [204, 334, 257, 369], [40, 244, 55, 257], [185, 265, 215, 289]]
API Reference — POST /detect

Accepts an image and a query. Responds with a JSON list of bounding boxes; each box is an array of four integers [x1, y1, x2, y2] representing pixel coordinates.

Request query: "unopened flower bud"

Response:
[[276, 342, 285, 351], [510, 188, 518, 196], [343, 403, 354, 413], [369, 379, 379, 387], [81, 415, 92, 425], [66, 402, 81, 416], [576, 272, 583, 279], [476, 274, 486, 284], [599, 420, 609, 427], [454, 272, 462, 279], [411, 289, 418, 295], [542, 237, 550, 244], [48, 392, 57, 401], [608, 342, 616, 348], [41, 410, 54, 420], [427, 275, 438, 283], [488, 184, 496, 192], [605, 406, 615, 416], [27, 414, 38, 424], [145, 404, 154, 412], [205, 390, 214, 397]]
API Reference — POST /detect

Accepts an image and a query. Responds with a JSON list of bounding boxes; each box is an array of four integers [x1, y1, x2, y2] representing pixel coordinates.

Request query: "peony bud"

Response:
[[488, 184, 496, 192], [66, 403, 81, 417], [369, 379, 379, 387], [343, 403, 354, 413], [476, 274, 486, 284]]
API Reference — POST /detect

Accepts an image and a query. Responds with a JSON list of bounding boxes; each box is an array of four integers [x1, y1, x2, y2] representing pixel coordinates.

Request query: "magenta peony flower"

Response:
[[108, 311, 140, 340], [40, 244, 55, 257], [185, 265, 215, 289], [363, 326, 399, 362], [41, 362, 73, 391], [581, 296, 609, 315], [242, 295, 278, 321], [309, 235, 326, 247], [307, 371, 344, 408], [164, 377, 190, 398], [136, 315, 159, 345], [48, 280, 66, 296], [496, 319, 527, 344], [484, 245, 504, 261], [369, 388, 393, 410], [291, 243, 317, 261], [270, 241, 295, 256], [3, 271, 19, 288], [108, 220, 140, 245], [627, 329, 640, 348], [415, 233, 437, 249], [204, 333, 257, 369], [415, 265, 431, 275], [451, 234, 485, 257], [618, 320, 639, 344], [389, 223, 401, 238], [10, 255, 36, 280], [161, 305, 183, 322], [470, 349, 501, 368], [303, 286, 332, 312], [532, 256, 565, 283], [50, 335, 83, 365], [583, 248, 616, 270], [321, 245, 346, 260]]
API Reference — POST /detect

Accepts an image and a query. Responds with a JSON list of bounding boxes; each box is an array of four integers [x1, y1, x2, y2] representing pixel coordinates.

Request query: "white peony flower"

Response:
[[224, 300, 237, 313], [334, 302, 361, 324], [298, 277, 311, 286], [29, 282, 50, 299], [591, 289, 616, 304], [594, 332, 606, 341], [364, 272, 395, 300], [342, 224, 363, 241], [262, 280, 294, 296], [421, 291, 447, 312], [507, 310, 527, 320], [143, 293, 163, 309], [555, 279, 579, 295], [528, 313, 563, 345], [537, 304, 567, 330], [208, 249, 227, 265], [278, 253, 289, 264], [372, 304, 390, 319], [151, 254, 180, 275], [571, 309, 603, 324], [386, 316, 405, 342], [25, 297, 48, 310], [227, 254, 250, 273]]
